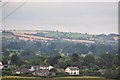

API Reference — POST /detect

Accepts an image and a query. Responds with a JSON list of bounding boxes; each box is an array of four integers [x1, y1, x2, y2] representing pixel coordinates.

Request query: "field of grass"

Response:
[[1, 76, 118, 80], [44, 31, 93, 39], [2, 32, 15, 39]]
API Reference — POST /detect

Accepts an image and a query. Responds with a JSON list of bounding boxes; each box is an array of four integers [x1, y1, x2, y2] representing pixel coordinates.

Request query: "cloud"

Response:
[[2, 2, 118, 34]]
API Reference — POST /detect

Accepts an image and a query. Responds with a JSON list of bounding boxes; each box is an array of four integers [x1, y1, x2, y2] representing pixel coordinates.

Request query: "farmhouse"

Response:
[[29, 65, 53, 71], [32, 70, 50, 76], [12, 68, 30, 75], [65, 67, 79, 75], [98, 69, 106, 75]]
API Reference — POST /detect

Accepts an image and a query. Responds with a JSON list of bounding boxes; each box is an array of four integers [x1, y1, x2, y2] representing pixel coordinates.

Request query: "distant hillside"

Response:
[[2, 30, 118, 44], [2, 30, 118, 56]]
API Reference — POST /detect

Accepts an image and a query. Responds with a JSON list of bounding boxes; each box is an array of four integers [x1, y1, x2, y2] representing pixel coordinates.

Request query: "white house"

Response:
[[29, 65, 53, 71], [65, 67, 79, 75], [0, 62, 3, 69]]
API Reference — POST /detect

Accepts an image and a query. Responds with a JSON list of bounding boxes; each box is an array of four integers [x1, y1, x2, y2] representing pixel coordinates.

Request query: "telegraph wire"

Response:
[[0, 0, 10, 8], [0, 2, 8, 8], [1, 2, 26, 22]]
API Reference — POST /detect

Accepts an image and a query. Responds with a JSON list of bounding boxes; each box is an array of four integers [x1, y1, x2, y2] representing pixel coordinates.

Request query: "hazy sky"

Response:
[[2, 2, 118, 34]]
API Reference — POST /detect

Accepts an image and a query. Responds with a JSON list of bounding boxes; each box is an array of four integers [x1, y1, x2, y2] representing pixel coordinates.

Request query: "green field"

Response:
[[2, 32, 15, 39], [44, 31, 93, 39], [1, 76, 118, 80]]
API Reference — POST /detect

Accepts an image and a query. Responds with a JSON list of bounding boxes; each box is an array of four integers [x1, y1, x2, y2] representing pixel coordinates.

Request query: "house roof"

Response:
[[31, 65, 54, 69], [3, 65, 12, 68], [0, 62, 2, 65], [32, 65, 49, 68], [98, 69, 106, 74], [12, 68, 30, 73], [34, 70, 50, 73], [67, 67, 79, 70]]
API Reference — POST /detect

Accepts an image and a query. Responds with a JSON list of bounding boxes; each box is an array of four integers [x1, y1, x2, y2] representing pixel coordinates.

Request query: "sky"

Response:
[[1, 2, 118, 34]]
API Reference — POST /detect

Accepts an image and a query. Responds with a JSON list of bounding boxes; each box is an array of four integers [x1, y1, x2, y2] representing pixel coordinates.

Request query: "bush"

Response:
[[2, 69, 12, 76], [56, 72, 69, 76], [104, 69, 119, 79]]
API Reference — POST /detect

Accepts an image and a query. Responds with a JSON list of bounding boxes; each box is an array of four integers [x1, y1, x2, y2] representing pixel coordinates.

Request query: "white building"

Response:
[[65, 67, 79, 75], [29, 65, 53, 71], [0, 62, 3, 69]]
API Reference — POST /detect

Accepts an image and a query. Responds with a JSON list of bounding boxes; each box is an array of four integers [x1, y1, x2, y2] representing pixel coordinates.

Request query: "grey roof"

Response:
[[67, 67, 79, 70], [12, 68, 30, 73], [34, 70, 50, 73], [32, 65, 49, 68]]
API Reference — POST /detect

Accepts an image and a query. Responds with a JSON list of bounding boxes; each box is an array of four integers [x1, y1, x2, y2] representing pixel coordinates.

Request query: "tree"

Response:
[[71, 53, 80, 62], [89, 44, 96, 54], [49, 55, 62, 66], [100, 53, 117, 68], [84, 54, 95, 67], [29, 56, 46, 65], [11, 54, 25, 66]]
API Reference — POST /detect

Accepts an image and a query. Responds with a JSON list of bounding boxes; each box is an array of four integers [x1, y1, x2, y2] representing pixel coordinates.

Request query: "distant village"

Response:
[[0, 61, 80, 76], [0, 61, 107, 77]]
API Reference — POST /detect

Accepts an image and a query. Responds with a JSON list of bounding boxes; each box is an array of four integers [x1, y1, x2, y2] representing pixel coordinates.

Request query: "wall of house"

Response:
[[65, 68, 79, 75]]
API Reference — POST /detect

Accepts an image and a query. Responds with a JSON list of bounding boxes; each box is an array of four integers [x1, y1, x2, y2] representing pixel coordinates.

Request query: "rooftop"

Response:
[[67, 67, 79, 70]]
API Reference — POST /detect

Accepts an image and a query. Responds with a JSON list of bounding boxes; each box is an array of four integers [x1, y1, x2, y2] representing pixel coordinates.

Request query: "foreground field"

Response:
[[1, 76, 118, 80]]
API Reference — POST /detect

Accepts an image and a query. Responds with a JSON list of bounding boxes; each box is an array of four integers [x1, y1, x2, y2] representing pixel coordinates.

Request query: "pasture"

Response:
[[1, 76, 118, 80]]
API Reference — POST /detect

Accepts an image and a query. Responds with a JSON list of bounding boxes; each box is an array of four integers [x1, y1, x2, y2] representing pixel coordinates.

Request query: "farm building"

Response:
[[32, 70, 50, 76], [65, 67, 79, 75], [0, 62, 3, 69], [12, 68, 30, 75], [29, 65, 53, 71]]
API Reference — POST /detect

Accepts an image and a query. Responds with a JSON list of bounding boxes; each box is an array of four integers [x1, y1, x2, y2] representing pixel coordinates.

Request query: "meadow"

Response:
[[1, 76, 118, 80]]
